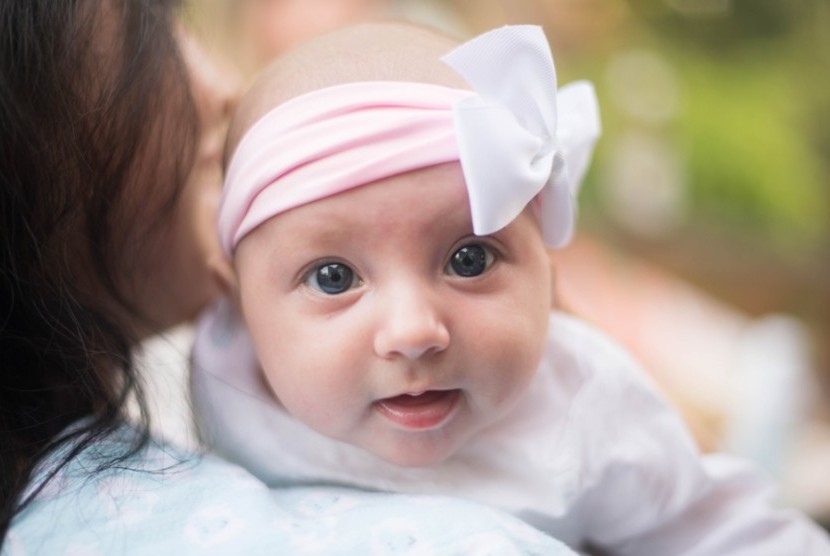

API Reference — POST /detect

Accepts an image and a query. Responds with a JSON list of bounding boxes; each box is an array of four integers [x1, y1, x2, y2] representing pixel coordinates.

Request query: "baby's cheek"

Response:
[[263, 367, 338, 432], [265, 348, 363, 435], [477, 319, 546, 405]]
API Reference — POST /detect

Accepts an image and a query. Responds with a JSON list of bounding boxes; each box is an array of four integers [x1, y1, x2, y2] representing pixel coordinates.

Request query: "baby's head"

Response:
[[216, 22, 599, 467]]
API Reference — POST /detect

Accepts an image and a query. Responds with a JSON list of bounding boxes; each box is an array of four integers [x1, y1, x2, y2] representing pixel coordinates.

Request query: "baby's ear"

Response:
[[208, 253, 240, 302]]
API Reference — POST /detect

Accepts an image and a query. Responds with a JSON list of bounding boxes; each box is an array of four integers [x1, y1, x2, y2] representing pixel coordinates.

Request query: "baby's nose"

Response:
[[373, 285, 450, 361]]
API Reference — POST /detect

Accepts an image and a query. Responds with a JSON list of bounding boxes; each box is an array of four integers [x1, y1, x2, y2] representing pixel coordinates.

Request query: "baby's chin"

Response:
[[359, 429, 473, 468]]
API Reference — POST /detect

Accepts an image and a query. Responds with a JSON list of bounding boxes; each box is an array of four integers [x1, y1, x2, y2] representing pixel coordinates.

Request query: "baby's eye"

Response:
[[305, 262, 360, 295], [446, 244, 494, 277]]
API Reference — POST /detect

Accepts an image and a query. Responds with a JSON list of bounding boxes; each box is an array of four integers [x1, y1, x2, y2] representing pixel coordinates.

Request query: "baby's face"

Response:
[[234, 162, 552, 467]]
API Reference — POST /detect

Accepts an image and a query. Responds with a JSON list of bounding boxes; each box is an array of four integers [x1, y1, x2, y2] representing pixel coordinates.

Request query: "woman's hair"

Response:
[[0, 0, 198, 540]]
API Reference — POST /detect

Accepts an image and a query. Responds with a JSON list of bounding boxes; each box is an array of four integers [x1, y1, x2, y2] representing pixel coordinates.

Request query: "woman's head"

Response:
[[1, 0, 224, 337], [135, 27, 237, 333], [0, 0, 234, 533]]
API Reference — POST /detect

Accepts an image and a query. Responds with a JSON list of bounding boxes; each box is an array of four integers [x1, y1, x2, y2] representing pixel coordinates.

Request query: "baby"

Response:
[[192, 22, 830, 555]]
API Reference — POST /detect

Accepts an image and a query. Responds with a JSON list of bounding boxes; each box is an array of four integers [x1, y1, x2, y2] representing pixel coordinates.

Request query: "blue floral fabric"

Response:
[[5, 428, 574, 555]]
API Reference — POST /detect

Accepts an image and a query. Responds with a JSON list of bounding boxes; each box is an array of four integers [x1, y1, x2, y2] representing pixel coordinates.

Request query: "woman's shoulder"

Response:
[[6, 426, 574, 555], [6, 429, 270, 555]]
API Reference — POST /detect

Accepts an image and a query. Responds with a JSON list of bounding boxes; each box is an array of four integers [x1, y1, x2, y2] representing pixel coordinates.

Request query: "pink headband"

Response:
[[219, 25, 601, 256]]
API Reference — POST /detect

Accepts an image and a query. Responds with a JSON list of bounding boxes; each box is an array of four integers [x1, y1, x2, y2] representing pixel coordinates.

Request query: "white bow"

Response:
[[442, 25, 601, 248]]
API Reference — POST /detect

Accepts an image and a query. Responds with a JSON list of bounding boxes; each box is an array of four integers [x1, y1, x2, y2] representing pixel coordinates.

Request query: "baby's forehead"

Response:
[[269, 162, 470, 231]]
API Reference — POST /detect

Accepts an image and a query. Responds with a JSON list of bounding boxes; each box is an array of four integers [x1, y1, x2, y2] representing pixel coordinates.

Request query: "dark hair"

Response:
[[0, 0, 198, 541]]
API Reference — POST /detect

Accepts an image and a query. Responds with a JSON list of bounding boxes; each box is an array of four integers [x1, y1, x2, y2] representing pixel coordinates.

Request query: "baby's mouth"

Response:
[[374, 389, 460, 431]]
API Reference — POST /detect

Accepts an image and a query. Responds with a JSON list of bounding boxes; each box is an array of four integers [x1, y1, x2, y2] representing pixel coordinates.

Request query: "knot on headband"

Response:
[[219, 25, 601, 256]]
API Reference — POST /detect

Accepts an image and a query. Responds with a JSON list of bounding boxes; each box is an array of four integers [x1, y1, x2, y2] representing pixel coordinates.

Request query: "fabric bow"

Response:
[[443, 25, 601, 247]]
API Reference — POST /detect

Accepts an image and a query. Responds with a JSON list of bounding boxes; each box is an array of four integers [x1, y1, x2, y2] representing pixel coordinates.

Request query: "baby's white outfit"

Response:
[[192, 299, 830, 555]]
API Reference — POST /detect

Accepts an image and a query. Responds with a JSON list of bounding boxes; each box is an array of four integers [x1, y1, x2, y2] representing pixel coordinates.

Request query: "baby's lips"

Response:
[[374, 389, 460, 430]]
